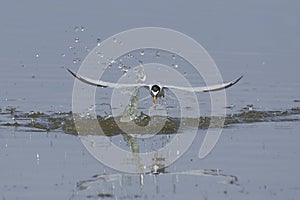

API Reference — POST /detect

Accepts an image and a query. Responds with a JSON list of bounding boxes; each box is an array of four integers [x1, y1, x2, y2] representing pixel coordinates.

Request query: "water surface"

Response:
[[1, 0, 300, 199]]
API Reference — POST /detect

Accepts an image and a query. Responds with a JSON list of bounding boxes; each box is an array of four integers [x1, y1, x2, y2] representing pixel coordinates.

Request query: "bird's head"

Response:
[[150, 85, 160, 104]]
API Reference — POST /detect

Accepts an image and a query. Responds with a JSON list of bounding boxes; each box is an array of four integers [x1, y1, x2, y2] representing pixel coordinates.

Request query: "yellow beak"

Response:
[[153, 95, 157, 105]]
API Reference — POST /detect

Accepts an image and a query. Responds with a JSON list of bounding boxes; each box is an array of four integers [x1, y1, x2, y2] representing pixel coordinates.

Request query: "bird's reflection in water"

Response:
[[73, 165, 239, 200]]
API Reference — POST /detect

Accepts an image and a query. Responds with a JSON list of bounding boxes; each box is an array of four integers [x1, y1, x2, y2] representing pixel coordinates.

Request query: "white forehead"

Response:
[[151, 90, 159, 96]]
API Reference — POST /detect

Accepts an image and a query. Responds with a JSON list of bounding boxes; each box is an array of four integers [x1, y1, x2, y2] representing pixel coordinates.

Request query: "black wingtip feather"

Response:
[[67, 68, 77, 78]]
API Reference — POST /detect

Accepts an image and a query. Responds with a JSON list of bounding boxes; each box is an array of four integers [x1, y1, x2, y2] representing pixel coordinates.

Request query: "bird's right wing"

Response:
[[67, 68, 149, 89], [162, 75, 243, 92]]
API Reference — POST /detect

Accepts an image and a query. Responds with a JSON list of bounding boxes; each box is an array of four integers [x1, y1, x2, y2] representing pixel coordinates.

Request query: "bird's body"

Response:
[[150, 84, 165, 104], [67, 68, 242, 104]]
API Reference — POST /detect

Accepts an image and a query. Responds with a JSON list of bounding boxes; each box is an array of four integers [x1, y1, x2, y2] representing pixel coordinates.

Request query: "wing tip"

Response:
[[203, 75, 243, 92], [237, 75, 243, 82], [67, 68, 77, 78], [226, 74, 243, 89], [66, 68, 109, 88], [232, 75, 243, 85]]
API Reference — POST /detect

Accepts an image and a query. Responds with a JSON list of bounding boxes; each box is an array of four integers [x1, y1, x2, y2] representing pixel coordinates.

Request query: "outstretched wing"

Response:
[[162, 75, 243, 92], [67, 68, 149, 89]]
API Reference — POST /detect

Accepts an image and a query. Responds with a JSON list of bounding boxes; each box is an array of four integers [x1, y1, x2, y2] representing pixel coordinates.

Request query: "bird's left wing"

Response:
[[162, 75, 243, 92], [67, 68, 149, 89]]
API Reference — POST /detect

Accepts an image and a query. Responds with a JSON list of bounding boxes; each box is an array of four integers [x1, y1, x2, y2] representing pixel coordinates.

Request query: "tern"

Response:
[[67, 69, 242, 104]]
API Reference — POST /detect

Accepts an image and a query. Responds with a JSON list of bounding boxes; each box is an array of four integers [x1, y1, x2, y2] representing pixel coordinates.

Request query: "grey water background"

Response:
[[1, 0, 300, 199]]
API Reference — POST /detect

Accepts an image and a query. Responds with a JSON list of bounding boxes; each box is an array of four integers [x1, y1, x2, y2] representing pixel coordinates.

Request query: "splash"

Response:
[[1, 107, 299, 135]]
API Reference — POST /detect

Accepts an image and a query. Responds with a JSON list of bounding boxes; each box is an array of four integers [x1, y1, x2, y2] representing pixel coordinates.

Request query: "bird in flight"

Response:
[[67, 68, 243, 104]]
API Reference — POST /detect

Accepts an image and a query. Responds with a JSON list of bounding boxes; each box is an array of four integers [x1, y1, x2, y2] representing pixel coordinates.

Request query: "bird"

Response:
[[67, 68, 243, 105]]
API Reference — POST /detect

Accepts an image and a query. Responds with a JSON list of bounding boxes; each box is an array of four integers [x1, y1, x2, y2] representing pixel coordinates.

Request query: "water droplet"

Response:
[[61, 53, 66, 57], [73, 58, 81, 64], [122, 67, 129, 73], [80, 26, 85, 32], [172, 64, 179, 68], [84, 47, 90, 52], [118, 63, 124, 69], [140, 50, 145, 56], [172, 54, 176, 59], [74, 26, 79, 32], [96, 38, 101, 46], [107, 58, 116, 64], [126, 53, 133, 59], [96, 51, 104, 57], [69, 46, 75, 50], [113, 38, 117, 43], [155, 51, 160, 57], [74, 37, 79, 43], [35, 53, 39, 58]]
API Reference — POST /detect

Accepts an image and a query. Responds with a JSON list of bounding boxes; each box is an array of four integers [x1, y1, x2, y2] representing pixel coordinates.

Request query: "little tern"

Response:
[[67, 68, 242, 104]]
